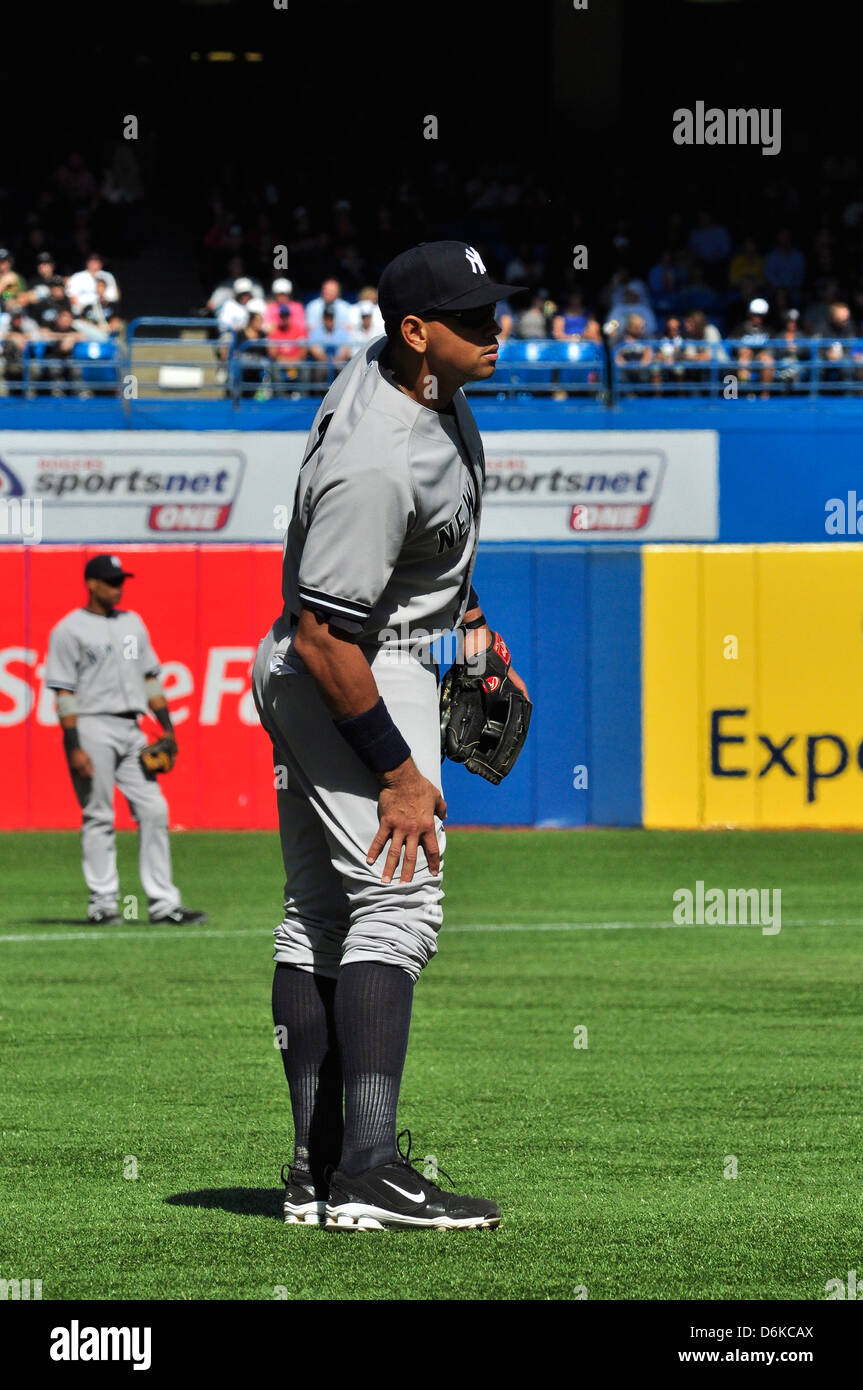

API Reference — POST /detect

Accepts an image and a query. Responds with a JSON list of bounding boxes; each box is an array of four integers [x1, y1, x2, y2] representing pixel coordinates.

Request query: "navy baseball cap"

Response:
[[85, 553, 135, 582], [378, 241, 526, 327]]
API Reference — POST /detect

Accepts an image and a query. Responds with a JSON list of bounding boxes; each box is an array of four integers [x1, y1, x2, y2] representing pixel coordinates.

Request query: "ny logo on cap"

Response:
[[465, 245, 487, 275]]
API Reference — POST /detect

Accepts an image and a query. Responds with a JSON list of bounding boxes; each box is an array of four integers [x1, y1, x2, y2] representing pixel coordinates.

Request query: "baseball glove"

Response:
[[440, 632, 532, 785], [139, 735, 178, 775]]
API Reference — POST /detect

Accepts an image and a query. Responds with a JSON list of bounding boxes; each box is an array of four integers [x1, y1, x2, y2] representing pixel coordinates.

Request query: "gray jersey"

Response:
[[281, 336, 483, 649], [45, 607, 161, 714]]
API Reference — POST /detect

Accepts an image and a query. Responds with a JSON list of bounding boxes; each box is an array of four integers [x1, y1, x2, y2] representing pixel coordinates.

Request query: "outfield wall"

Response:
[[3, 404, 863, 829]]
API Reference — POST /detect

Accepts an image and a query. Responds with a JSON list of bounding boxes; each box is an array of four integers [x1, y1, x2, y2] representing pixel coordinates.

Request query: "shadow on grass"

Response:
[[166, 1188, 282, 1220]]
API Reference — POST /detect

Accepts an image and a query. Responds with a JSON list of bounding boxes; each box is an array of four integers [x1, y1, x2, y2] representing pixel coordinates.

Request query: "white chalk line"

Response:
[[0, 918, 858, 944]]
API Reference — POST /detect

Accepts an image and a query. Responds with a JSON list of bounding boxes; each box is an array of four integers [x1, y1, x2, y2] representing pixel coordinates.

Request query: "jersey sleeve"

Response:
[[44, 622, 80, 691], [298, 464, 416, 632]]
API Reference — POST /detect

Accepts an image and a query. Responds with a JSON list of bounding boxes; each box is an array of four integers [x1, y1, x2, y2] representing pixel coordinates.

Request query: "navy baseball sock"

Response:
[[272, 964, 343, 1184], [334, 961, 415, 1177]]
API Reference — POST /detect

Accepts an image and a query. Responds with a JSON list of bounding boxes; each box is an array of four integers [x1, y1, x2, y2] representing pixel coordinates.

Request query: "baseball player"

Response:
[[253, 241, 530, 1230], [44, 553, 207, 927]]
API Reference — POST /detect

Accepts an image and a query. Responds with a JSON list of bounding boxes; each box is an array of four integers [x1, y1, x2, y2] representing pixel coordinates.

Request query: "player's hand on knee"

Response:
[[69, 748, 94, 780], [368, 762, 447, 884]]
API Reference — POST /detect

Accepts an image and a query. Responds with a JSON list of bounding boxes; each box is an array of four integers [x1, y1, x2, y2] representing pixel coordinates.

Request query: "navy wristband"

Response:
[[334, 698, 411, 777], [62, 726, 80, 754], [153, 705, 174, 735]]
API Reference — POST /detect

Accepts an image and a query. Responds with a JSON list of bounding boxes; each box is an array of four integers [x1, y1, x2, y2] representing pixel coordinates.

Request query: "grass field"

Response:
[[1, 828, 862, 1301]]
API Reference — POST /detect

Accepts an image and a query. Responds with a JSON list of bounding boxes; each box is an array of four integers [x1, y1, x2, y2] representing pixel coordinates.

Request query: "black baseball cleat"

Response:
[[280, 1164, 329, 1225], [149, 907, 209, 925], [326, 1130, 501, 1230], [88, 909, 121, 925]]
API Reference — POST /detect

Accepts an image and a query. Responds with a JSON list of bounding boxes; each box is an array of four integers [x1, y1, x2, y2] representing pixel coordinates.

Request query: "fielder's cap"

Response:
[[233, 277, 254, 295], [377, 241, 526, 327], [84, 553, 135, 582], [749, 297, 769, 315], [272, 277, 292, 294]]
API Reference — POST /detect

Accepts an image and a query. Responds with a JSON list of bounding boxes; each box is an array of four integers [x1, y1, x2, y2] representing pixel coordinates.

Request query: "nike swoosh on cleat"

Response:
[[380, 1179, 426, 1203]]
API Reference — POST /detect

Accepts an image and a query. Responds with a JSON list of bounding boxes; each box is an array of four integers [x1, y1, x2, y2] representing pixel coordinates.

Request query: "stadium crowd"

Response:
[[0, 248, 123, 395], [6, 147, 863, 398]]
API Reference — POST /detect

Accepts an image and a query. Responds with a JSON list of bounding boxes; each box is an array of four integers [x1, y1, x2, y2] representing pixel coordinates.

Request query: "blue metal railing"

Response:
[[4, 319, 863, 404]]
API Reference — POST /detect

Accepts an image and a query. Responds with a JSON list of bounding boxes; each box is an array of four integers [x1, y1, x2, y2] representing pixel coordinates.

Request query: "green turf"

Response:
[[1, 829, 862, 1300]]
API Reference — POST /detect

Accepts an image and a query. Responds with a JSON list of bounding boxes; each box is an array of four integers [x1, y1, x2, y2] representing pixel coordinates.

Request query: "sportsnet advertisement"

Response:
[[481, 430, 718, 541], [0, 429, 718, 544]]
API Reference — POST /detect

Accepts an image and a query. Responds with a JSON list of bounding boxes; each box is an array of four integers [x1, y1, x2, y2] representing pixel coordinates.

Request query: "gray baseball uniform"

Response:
[[45, 607, 181, 919], [253, 334, 484, 981]]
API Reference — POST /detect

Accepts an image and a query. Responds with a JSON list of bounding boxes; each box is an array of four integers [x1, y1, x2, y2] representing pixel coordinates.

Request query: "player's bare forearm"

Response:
[[293, 608, 386, 721], [294, 607, 445, 881], [55, 689, 93, 779]]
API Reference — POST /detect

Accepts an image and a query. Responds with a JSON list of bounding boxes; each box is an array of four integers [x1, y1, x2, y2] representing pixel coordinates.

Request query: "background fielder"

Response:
[[44, 553, 206, 927], [253, 241, 529, 1229]]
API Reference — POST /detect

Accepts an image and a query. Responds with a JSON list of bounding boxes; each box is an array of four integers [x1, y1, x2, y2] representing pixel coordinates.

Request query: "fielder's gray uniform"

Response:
[[45, 608, 181, 919], [253, 335, 484, 982]]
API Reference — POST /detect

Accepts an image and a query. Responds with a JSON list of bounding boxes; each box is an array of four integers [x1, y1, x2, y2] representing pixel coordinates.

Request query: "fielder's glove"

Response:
[[440, 632, 532, 785], [139, 735, 178, 775]]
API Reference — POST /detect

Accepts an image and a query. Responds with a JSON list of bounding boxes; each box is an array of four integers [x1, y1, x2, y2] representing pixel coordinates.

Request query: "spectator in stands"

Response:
[[25, 253, 59, 309], [41, 307, 84, 394], [682, 309, 724, 392], [732, 297, 775, 398], [825, 301, 858, 338], [77, 276, 124, 340], [305, 278, 352, 334], [494, 300, 514, 341], [0, 301, 41, 395], [235, 310, 273, 400], [308, 304, 353, 382], [0, 249, 26, 306], [218, 275, 252, 334], [30, 276, 72, 331], [763, 229, 805, 296], [265, 277, 307, 339], [552, 292, 601, 343], [776, 309, 809, 393], [615, 314, 654, 395], [611, 283, 657, 336], [647, 251, 680, 318], [514, 293, 548, 339], [728, 236, 763, 288], [266, 284, 308, 394], [675, 263, 721, 318], [653, 315, 686, 394], [349, 300, 382, 350], [802, 278, 841, 337], [66, 253, 119, 312], [347, 286, 384, 337], [688, 210, 731, 285], [819, 302, 859, 392], [207, 258, 265, 315]]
